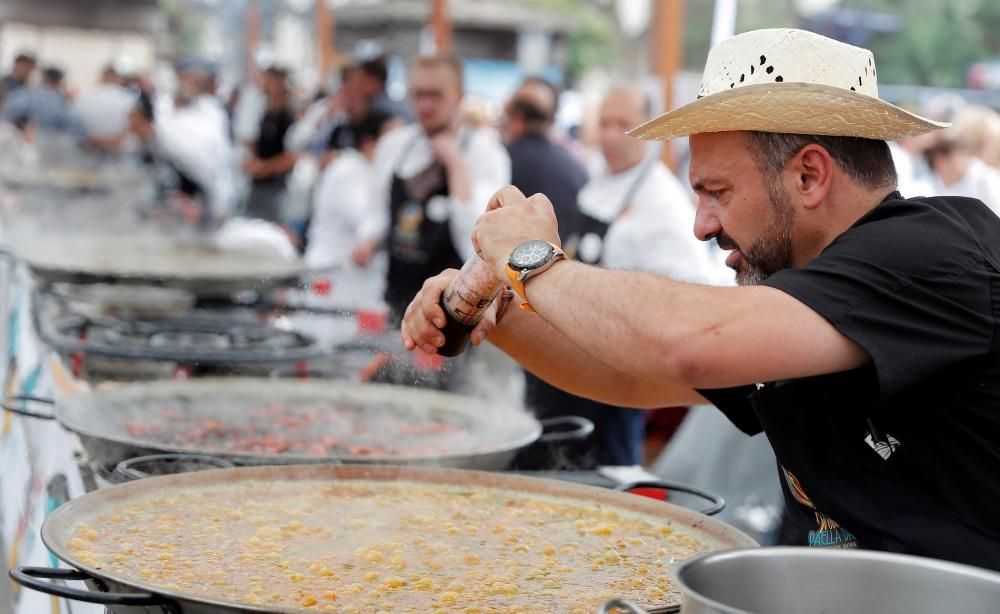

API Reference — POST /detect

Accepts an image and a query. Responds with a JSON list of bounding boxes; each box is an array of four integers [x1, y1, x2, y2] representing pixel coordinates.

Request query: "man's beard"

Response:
[[423, 119, 452, 137], [720, 188, 796, 286]]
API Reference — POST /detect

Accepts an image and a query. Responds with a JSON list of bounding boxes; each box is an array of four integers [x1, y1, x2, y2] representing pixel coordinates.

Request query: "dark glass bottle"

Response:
[[437, 256, 502, 357], [437, 296, 475, 357]]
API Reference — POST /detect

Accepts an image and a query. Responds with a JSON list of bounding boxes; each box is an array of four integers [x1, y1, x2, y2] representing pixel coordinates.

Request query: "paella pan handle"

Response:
[[615, 479, 726, 516], [537, 416, 595, 443], [114, 453, 235, 482], [0, 395, 56, 420], [10, 567, 170, 607], [599, 598, 680, 614], [599, 598, 652, 614]]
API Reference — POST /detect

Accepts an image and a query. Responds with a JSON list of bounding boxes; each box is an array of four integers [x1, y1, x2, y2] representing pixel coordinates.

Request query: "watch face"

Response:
[[509, 240, 554, 271]]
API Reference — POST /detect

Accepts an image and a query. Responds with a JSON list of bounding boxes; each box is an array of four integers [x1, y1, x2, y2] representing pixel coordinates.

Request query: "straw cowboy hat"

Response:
[[629, 28, 948, 141]]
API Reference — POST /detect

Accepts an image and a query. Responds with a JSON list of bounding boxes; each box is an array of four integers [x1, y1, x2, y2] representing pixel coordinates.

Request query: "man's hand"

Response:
[[473, 185, 561, 277], [400, 269, 498, 354], [318, 149, 340, 170], [243, 156, 265, 178], [328, 90, 346, 117], [428, 131, 462, 168], [351, 238, 378, 267]]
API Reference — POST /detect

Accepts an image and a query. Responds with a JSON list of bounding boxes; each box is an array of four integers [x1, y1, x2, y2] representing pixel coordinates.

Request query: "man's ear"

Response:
[[791, 144, 834, 210]]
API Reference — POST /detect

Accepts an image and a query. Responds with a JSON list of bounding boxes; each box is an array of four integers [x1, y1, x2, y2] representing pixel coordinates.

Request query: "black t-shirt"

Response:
[[699, 193, 1000, 571], [327, 121, 355, 152], [254, 107, 295, 184]]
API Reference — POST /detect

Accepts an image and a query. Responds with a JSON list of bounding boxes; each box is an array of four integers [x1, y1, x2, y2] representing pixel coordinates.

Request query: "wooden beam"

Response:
[[245, 0, 261, 80], [650, 0, 684, 172], [316, 0, 335, 79], [429, 0, 452, 54]]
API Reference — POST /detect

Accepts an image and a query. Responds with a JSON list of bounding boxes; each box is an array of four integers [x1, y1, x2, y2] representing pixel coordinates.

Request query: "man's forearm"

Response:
[[489, 302, 704, 408], [466, 186, 868, 391], [442, 157, 472, 203], [265, 152, 299, 177], [522, 260, 728, 386]]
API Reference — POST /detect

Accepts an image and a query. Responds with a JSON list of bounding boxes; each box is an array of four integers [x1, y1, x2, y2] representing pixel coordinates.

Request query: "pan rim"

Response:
[[55, 378, 544, 464], [11, 233, 307, 282]]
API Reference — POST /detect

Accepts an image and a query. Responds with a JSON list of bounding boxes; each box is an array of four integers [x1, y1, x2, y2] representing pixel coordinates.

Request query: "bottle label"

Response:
[[442, 258, 502, 326]]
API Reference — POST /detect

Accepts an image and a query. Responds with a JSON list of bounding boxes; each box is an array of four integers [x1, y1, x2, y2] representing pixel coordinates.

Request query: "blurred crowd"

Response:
[[1, 50, 1000, 469]]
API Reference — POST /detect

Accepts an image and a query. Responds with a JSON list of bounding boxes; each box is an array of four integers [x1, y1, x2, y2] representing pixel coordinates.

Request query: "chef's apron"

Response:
[[526, 159, 656, 467], [384, 133, 467, 321]]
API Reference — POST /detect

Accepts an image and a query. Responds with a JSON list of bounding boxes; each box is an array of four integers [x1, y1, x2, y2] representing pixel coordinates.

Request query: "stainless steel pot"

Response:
[[9, 464, 758, 613], [602, 546, 1000, 614], [1, 377, 594, 471]]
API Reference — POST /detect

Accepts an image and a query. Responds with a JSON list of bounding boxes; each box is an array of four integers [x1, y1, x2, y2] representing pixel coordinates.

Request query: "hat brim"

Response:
[[628, 82, 948, 141]]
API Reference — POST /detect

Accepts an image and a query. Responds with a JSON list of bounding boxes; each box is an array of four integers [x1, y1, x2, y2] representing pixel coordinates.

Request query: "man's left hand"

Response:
[[473, 185, 561, 278]]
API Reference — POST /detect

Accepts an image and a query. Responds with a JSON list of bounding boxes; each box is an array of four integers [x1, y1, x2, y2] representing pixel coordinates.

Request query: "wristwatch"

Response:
[[504, 240, 566, 311]]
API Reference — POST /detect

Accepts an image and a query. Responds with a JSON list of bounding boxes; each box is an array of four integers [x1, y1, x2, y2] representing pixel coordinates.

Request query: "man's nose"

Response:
[[693, 201, 722, 242]]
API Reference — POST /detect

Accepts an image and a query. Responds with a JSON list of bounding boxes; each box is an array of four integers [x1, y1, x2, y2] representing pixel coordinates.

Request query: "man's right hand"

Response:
[[350, 238, 378, 267], [400, 269, 498, 354]]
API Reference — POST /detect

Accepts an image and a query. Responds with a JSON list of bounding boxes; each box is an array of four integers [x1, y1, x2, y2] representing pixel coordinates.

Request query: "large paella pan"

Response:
[[2, 377, 593, 471], [12, 464, 757, 613]]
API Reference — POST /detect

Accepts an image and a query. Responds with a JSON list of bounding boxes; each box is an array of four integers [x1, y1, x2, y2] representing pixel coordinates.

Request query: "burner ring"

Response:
[[41, 311, 331, 365]]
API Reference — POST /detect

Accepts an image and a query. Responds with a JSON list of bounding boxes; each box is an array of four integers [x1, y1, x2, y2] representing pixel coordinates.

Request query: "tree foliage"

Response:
[[673, 0, 998, 87], [856, 0, 999, 87], [160, 0, 208, 59], [528, 0, 618, 83]]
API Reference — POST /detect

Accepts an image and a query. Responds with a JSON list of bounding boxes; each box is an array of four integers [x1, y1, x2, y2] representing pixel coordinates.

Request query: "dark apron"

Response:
[[384, 134, 466, 321], [526, 159, 656, 467]]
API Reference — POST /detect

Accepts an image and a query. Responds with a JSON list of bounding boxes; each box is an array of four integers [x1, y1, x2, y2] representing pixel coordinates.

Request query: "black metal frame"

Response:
[[616, 480, 726, 516], [0, 395, 56, 420], [9, 566, 175, 610], [34, 309, 331, 364]]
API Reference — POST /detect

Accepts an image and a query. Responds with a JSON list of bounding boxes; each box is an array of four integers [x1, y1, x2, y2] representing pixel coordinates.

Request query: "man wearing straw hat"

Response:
[[401, 29, 1000, 570]]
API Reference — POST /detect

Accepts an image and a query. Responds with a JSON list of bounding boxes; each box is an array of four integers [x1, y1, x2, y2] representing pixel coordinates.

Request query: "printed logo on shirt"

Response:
[[864, 432, 901, 460], [392, 201, 424, 257], [782, 467, 858, 549]]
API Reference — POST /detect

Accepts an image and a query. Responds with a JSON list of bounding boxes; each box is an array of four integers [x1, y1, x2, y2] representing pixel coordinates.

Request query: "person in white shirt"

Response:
[[359, 55, 511, 321], [888, 141, 937, 199], [286, 64, 369, 165], [925, 116, 1000, 216], [572, 86, 721, 282], [73, 65, 136, 150], [306, 110, 396, 308], [130, 64, 236, 223], [526, 83, 726, 467]]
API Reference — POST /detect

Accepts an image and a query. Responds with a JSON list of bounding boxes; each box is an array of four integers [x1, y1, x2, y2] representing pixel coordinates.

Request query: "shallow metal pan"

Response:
[[10, 233, 305, 297], [12, 464, 758, 613], [1, 377, 593, 471]]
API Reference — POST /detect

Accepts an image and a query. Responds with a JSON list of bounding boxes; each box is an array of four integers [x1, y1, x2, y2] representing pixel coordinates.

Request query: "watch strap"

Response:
[[495, 287, 516, 324], [504, 241, 564, 311], [504, 264, 534, 312]]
